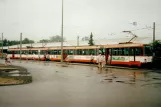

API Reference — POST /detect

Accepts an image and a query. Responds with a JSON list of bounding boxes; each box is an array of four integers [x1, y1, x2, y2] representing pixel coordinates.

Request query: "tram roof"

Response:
[[7, 37, 152, 49]]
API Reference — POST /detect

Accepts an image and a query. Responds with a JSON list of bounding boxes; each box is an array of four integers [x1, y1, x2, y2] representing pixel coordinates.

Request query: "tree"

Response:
[[2, 39, 8, 46], [88, 32, 94, 46], [9, 40, 19, 46], [151, 40, 161, 68], [0, 39, 19, 46], [39, 39, 49, 43], [22, 38, 34, 44], [0, 38, 35, 47], [152, 40, 161, 57], [49, 35, 65, 42]]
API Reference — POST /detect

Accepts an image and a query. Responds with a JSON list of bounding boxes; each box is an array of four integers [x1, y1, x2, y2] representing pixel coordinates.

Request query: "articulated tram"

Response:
[[7, 42, 152, 67]]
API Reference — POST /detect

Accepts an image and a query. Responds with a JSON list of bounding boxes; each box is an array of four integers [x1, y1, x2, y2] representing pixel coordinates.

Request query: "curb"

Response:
[[0, 82, 31, 86]]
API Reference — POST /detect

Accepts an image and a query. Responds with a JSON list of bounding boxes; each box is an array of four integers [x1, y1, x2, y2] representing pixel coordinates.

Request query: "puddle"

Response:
[[116, 80, 125, 83], [98, 68, 161, 87], [0, 69, 32, 86], [141, 82, 161, 87], [104, 78, 113, 80], [152, 77, 161, 80], [1, 70, 30, 76]]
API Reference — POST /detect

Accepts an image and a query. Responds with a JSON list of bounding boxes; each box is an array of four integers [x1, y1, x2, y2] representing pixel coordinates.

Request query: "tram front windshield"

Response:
[[144, 45, 152, 56]]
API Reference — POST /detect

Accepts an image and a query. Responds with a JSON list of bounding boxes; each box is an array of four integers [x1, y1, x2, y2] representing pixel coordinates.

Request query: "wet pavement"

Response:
[[0, 60, 161, 107]]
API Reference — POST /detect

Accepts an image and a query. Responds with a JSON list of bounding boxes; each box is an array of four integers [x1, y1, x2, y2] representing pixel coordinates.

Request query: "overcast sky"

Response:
[[0, 0, 161, 42]]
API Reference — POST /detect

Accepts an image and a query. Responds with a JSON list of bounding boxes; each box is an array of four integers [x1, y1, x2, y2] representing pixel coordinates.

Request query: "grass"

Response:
[[0, 77, 23, 85]]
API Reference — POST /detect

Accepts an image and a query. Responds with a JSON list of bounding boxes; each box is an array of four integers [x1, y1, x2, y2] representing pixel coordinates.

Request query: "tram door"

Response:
[[105, 49, 110, 64], [130, 48, 136, 62], [38, 50, 40, 60], [12, 51, 15, 58], [63, 50, 67, 61]]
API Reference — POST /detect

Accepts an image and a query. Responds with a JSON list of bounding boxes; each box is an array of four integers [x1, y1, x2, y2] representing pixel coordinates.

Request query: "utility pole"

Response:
[[60, 0, 64, 64], [77, 36, 79, 46], [152, 22, 156, 63], [1, 33, 3, 58], [20, 33, 22, 63], [153, 22, 155, 42]]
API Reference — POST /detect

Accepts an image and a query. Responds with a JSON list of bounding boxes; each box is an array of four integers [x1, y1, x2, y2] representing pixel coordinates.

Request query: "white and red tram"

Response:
[[7, 42, 152, 67]]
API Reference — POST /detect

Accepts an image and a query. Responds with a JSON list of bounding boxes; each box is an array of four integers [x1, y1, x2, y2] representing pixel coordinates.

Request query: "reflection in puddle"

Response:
[[141, 82, 161, 89], [116, 80, 125, 83], [0, 70, 31, 77], [104, 78, 113, 80], [0, 70, 32, 85], [99, 68, 161, 87], [152, 77, 161, 80]]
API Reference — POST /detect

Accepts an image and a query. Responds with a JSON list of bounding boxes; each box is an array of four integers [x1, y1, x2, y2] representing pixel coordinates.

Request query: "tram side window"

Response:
[[65, 50, 73, 55], [32, 50, 38, 54], [77, 49, 82, 55], [82, 49, 88, 55], [118, 48, 124, 55], [96, 49, 99, 55], [3, 49, 7, 53], [29, 50, 32, 54], [21, 50, 26, 54], [94, 49, 96, 55], [129, 48, 134, 56], [15, 51, 20, 54], [66, 50, 70, 55], [49, 50, 54, 55], [40, 50, 46, 55], [53, 50, 58, 55], [135, 48, 143, 56], [68, 50, 73, 55], [112, 48, 119, 55], [129, 48, 143, 56], [123, 48, 129, 56], [49, 50, 55, 54], [48, 50, 52, 54], [57, 50, 61, 55], [98, 49, 101, 54], [31, 50, 34, 54], [71, 50, 74, 55], [73, 50, 77, 55], [102, 49, 105, 55], [86, 49, 90, 55], [112, 49, 115, 55], [7, 51, 12, 54], [98, 48, 105, 55], [82, 50, 85, 55], [112, 48, 128, 56], [144, 45, 152, 56], [89, 49, 96, 55], [64, 50, 68, 55], [25, 50, 28, 54]]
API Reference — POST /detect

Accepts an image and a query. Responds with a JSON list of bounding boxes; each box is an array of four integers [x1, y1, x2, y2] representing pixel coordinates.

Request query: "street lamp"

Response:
[[1, 33, 3, 58], [77, 36, 79, 46], [60, 0, 64, 63]]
